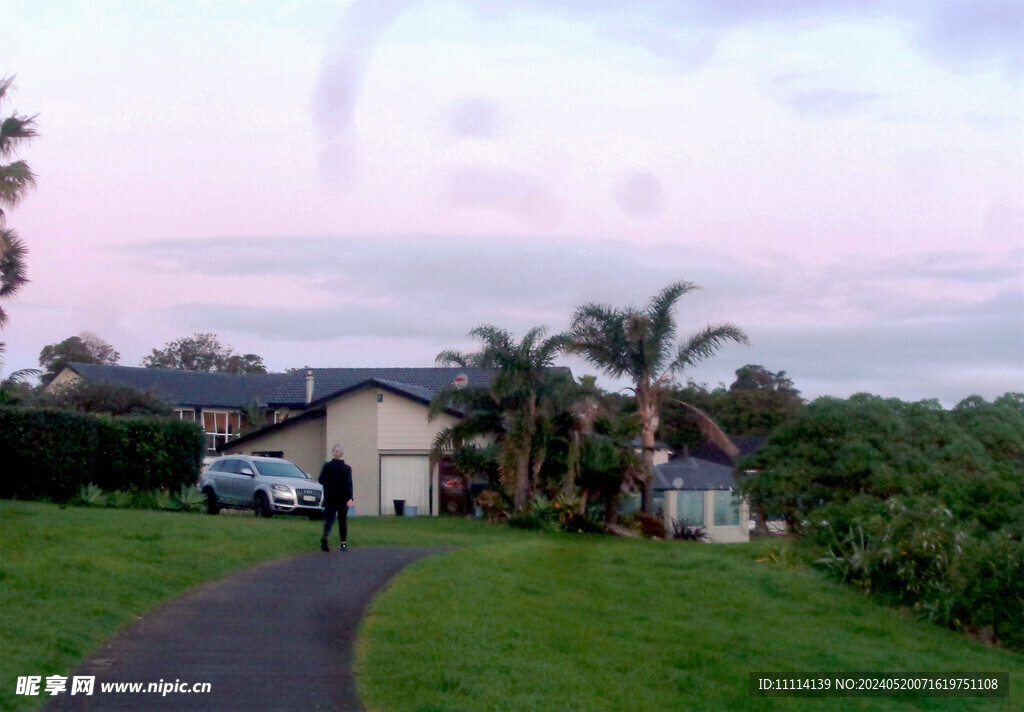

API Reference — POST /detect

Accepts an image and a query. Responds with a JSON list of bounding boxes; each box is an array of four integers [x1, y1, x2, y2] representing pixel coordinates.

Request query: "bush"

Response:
[[809, 496, 1023, 651], [671, 519, 708, 542], [0, 406, 205, 501], [622, 512, 666, 539]]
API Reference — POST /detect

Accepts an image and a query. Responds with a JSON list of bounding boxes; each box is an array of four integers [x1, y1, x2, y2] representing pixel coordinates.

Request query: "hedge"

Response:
[[0, 406, 205, 501]]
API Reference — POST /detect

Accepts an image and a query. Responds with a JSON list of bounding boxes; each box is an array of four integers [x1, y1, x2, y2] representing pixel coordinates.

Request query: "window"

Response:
[[713, 490, 740, 527], [202, 411, 241, 452], [676, 491, 704, 526]]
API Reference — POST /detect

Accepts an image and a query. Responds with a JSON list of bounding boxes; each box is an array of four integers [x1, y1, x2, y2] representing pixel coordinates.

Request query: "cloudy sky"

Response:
[[2, 0, 1022, 404]]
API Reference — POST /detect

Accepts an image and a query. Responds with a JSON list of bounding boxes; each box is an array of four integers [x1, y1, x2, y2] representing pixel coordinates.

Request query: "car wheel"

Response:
[[203, 488, 220, 515], [254, 492, 273, 518]]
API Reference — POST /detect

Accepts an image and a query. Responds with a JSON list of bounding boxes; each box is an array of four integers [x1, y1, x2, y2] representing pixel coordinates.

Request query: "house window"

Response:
[[174, 409, 198, 422], [713, 490, 740, 527], [202, 411, 241, 452], [676, 491, 704, 526]]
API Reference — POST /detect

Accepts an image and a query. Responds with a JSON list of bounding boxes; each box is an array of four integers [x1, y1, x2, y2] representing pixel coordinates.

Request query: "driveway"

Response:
[[44, 548, 446, 711]]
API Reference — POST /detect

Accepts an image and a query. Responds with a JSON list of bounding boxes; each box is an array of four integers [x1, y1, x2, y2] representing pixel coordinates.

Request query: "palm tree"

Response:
[[570, 281, 748, 514], [431, 325, 570, 508], [0, 76, 38, 327], [0, 228, 28, 325]]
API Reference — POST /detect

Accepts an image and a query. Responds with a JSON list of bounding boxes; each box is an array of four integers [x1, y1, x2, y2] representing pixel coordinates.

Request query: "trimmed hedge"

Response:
[[0, 406, 205, 501]]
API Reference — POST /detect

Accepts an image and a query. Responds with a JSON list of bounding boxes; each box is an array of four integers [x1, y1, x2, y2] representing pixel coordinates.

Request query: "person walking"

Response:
[[319, 444, 354, 551]]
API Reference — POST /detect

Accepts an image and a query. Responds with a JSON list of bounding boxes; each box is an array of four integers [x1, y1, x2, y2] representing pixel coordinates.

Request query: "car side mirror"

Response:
[[239, 467, 254, 476]]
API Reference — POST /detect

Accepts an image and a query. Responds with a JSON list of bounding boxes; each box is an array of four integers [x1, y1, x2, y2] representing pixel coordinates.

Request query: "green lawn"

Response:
[[359, 538, 1023, 712], [2, 501, 1020, 712]]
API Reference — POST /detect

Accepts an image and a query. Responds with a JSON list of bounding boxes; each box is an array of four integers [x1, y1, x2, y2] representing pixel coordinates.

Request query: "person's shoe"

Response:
[[320, 538, 329, 552], [341, 542, 347, 552]]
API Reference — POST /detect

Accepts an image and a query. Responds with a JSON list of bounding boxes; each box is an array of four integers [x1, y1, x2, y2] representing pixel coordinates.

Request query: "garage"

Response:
[[380, 455, 431, 516]]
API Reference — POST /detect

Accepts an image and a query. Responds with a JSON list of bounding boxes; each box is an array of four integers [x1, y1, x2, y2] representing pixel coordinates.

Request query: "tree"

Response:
[[38, 332, 120, 386], [570, 282, 747, 514], [0, 75, 38, 326], [142, 333, 266, 373], [43, 380, 171, 416], [431, 325, 570, 508], [661, 366, 803, 450]]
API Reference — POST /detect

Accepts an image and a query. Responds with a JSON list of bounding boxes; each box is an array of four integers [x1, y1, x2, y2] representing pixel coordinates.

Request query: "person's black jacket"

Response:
[[318, 459, 353, 507]]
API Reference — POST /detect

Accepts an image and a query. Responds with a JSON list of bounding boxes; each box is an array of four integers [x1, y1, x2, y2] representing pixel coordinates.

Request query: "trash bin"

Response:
[[393, 499, 405, 516], [404, 505, 418, 517]]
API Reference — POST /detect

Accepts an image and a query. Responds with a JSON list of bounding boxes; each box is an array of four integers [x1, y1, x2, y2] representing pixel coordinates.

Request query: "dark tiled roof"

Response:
[[66, 363, 290, 409], [689, 436, 766, 466], [64, 364, 500, 410], [653, 457, 738, 491], [273, 367, 497, 406]]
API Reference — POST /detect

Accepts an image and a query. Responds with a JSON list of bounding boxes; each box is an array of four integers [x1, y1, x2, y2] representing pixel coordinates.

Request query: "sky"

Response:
[[1, 0, 1022, 405]]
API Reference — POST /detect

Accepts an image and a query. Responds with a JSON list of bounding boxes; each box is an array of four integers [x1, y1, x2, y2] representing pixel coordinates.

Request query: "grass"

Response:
[[0, 499, 505, 712], [356, 537, 1023, 712], [2, 500, 1021, 712]]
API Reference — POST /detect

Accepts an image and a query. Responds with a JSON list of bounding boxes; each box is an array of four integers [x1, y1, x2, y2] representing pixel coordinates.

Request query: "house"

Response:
[[218, 369, 498, 517], [49, 363, 497, 517], [652, 437, 765, 543]]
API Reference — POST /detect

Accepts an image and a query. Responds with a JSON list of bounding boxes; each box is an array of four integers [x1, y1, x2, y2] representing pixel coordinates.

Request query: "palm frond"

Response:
[[569, 304, 632, 378], [0, 227, 29, 302], [0, 116, 39, 157], [0, 160, 37, 214], [647, 281, 697, 342], [435, 349, 470, 367], [672, 323, 749, 372], [670, 399, 740, 457]]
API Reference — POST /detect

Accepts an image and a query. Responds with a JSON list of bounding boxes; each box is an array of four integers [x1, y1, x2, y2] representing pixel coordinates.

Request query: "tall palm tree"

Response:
[[0, 76, 38, 326], [570, 281, 748, 514], [431, 325, 569, 508]]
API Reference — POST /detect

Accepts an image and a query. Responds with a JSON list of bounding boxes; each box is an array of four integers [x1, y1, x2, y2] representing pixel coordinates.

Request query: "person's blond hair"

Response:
[[332, 444, 344, 458]]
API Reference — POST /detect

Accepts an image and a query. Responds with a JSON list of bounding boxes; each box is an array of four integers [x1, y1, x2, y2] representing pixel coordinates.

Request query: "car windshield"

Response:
[[253, 461, 308, 479]]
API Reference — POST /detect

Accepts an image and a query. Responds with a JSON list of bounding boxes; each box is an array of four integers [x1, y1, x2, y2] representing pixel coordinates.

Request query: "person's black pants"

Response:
[[322, 503, 348, 542]]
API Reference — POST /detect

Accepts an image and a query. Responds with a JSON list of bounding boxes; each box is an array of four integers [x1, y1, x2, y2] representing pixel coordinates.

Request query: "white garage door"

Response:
[[380, 456, 431, 515]]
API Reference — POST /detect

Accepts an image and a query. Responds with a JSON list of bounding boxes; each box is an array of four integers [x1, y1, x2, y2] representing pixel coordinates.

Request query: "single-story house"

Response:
[[652, 437, 766, 543], [48, 364, 499, 516]]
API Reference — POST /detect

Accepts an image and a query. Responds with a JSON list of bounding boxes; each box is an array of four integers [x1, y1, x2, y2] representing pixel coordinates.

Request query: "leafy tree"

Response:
[[43, 380, 172, 416], [431, 325, 570, 507], [142, 333, 266, 373], [661, 366, 803, 450], [38, 332, 120, 386], [0, 75, 38, 326], [570, 282, 747, 514], [739, 393, 1023, 533]]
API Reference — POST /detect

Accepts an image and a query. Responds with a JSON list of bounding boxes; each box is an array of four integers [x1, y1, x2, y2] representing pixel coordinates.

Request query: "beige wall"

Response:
[[221, 413, 326, 478], [378, 391, 460, 451], [662, 489, 750, 543], [46, 369, 80, 392], [325, 388, 380, 515]]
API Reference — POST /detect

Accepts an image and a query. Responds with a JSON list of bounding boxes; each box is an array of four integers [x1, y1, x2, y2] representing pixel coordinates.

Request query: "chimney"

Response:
[[305, 369, 314, 404]]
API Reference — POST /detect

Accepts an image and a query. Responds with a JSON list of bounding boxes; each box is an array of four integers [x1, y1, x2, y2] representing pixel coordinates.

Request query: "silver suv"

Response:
[[198, 455, 324, 518]]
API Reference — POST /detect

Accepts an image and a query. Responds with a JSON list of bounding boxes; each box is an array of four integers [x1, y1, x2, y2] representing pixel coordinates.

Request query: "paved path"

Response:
[[44, 548, 447, 712]]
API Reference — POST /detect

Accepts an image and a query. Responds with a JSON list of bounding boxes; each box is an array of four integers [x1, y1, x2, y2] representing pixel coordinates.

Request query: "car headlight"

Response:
[[271, 484, 292, 494]]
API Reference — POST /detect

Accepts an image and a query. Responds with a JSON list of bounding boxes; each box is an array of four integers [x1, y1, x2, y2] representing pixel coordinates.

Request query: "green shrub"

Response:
[[809, 496, 1023, 651], [77, 483, 107, 507], [0, 406, 204, 501]]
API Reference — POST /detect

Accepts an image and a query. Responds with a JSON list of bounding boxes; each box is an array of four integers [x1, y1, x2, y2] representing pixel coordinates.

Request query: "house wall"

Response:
[[47, 369, 80, 391], [661, 489, 750, 543], [221, 413, 326, 478], [376, 392, 459, 515], [703, 490, 750, 543], [325, 388, 380, 516]]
